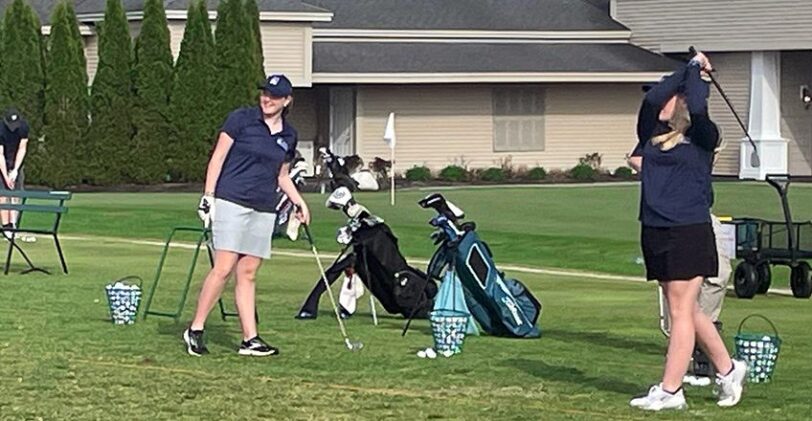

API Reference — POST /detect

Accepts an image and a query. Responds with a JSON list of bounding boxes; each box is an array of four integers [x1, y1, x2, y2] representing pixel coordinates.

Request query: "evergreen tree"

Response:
[[130, 0, 173, 183], [168, 0, 216, 182], [42, 0, 90, 187], [86, 0, 133, 185], [65, 1, 88, 89], [214, 0, 256, 122], [1, 0, 45, 140], [244, 0, 266, 82]]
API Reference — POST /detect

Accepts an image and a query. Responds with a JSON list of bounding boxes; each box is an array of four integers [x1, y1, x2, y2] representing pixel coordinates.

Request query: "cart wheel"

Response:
[[755, 263, 772, 294], [734, 262, 758, 299], [790, 262, 811, 299]]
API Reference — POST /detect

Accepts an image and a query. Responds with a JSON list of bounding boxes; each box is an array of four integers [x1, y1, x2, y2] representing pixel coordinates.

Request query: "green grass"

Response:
[[3, 183, 811, 419]]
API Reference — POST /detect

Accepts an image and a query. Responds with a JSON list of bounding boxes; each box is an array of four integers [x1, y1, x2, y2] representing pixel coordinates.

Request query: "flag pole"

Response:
[[383, 112, 396, 206], [390, 141, 395, 206]]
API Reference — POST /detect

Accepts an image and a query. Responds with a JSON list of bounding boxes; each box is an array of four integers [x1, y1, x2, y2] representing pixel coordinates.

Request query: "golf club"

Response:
[[689, 46, 760, 168], [302, 222, 364, 352]]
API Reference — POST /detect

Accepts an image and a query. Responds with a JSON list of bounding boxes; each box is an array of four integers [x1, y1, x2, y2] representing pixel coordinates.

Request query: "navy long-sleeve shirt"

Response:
[[633, 61, 718, 227]]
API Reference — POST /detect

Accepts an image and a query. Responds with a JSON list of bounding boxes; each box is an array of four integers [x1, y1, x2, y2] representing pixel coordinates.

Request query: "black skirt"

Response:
[[641, 223, 718, 281]]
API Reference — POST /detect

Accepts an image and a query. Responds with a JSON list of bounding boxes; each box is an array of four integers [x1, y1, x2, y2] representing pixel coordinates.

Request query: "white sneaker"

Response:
[[629, 384, 687, 411], [716, 359, 747, 407]]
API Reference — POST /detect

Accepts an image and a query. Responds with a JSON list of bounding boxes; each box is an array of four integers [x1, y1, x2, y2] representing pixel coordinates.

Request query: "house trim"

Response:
[[312, 72, 669, 84], [75, 10, 333, 23], [41, 24, 95, 36], [315, 37, 628, 44], [313, 29, 631, 40]]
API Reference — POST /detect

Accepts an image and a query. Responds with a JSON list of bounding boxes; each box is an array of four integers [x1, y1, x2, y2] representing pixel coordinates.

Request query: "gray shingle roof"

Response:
[[313, 42, 679, 74], [307, 0, 627, 31]]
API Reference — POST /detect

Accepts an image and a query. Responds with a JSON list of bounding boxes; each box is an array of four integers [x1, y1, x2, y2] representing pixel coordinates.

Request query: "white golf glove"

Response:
[[286, 217, 301, 241], [8, 169, 17, 183], [197, 194, 215, 228]]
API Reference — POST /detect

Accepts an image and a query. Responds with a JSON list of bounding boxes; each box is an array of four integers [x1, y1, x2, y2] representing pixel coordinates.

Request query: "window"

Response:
[[492, 88, 545, 152]]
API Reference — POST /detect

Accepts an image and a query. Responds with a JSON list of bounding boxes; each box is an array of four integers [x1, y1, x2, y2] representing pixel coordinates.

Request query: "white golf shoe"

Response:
[[716, 359, 747, 407], [629, 384, 687, 411]]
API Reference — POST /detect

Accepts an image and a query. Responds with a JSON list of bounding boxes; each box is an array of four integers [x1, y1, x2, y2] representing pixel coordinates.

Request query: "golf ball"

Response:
[[416, 350, 427, 358], [442, 350, 453, 358], [425, 348, 437, 359]]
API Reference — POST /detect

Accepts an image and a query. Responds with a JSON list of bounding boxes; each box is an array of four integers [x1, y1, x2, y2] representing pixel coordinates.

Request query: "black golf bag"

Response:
[[319, 147, 359, 192], [299, 216, 437, 318]]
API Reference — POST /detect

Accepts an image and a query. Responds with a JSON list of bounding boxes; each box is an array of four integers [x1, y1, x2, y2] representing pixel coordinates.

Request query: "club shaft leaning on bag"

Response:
[[303, 224, 353, 344]]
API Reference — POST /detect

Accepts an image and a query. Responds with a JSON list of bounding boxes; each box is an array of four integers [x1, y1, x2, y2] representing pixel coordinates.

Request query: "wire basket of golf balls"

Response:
[[430, 309, 470, 355], [105, 276, 143, 325], [734, 314, 781, 383]]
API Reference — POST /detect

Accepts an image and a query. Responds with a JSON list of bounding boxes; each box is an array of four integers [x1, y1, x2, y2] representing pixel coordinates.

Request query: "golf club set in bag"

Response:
[[294, 147, 542, 352]]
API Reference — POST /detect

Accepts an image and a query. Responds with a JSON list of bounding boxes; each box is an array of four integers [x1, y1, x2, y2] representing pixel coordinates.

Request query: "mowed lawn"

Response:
[[1, 183, 811, 420]]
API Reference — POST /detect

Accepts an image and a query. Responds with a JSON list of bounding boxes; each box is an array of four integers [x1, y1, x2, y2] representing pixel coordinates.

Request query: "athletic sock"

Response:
[[190, 329, 204, 335], [663, 386, 683, 395], [721, 363, 735, 377]]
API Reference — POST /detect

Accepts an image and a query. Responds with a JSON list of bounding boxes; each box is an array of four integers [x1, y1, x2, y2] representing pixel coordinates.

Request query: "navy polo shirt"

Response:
[[215, 107, 298, 212], [0, 120, 30, 170], [634, 61, 717, 227]]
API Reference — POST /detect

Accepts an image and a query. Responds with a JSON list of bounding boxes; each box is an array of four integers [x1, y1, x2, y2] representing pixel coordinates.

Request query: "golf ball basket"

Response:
[[105, 276, 143, 325], [734, 314, 781, 383], [430, 309, 469, 354]]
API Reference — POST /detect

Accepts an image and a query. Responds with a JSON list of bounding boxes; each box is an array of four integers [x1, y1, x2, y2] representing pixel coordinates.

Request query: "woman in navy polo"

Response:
[[628, 52, 746, 411], [183, 74, 310, 357]]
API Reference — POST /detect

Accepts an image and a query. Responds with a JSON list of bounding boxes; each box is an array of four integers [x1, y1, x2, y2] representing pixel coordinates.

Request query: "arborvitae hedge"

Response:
[[244, 0, 266, 83], [131, 0, 173, 184], [214, 0, 257, 122], [86, 0, 134, 185], [168, 0, 217, 182], [42, 0, 89, 187]]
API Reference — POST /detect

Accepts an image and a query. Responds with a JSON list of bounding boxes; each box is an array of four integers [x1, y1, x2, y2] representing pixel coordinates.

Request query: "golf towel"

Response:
[[434, 270, 479, 335]]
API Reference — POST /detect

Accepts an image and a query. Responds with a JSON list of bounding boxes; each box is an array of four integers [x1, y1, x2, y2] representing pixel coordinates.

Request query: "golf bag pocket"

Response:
[[393, 269, 436, 318], [504, 278, 542, 327]]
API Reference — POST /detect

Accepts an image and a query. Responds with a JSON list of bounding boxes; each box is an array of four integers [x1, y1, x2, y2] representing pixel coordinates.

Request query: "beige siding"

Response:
[[356, 84, 643, 174], [707, 52, 751, 176], [614, 0, 812, 53], [168, 20, 187, 61], [84, 36, 99, 84], [781, 51, 812, 175], [260, 23, 312, 86]]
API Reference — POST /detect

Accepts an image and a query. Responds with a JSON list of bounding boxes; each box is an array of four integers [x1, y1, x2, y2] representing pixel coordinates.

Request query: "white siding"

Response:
[[84, 36, 99, 84], [356, 84, 643, 174], [260, 23, 312, 87], [781, 51, 812, 175], [706, 52, 751, 176], [614, 0, 812, 53]]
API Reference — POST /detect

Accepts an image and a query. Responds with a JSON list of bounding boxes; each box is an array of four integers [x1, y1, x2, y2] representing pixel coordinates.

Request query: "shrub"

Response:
[[405, 165, 432, 182], [526, 166, 547, 180], [439, 165, 467, 182], [578, 152, 603, 170], [614, 166, 635, 179], [479, 167, 506, 182], [570, 164, 596, 181]]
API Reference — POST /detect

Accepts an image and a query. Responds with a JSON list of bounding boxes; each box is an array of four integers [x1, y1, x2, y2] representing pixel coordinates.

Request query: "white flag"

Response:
[[383, 112, 396, 149]]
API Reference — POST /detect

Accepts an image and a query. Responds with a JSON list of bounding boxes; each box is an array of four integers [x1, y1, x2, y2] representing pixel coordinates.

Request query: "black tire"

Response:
[[755, 263, 772, 294], [734, 262, 759, 299], [790, 262, 812, 299]]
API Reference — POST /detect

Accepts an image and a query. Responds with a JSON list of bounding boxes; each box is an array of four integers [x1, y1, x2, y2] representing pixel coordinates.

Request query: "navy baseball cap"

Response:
[[3, 108, 22, 132], [259, 74, 293, 97]]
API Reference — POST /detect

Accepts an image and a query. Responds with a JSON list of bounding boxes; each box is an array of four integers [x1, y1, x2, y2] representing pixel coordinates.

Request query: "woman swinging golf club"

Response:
[[183, 74, 310, 357], [628, 51, 746, 410]]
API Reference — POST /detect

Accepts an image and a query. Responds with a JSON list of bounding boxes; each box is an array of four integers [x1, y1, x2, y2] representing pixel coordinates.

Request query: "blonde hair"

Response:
[[651, 96, 691, 151]]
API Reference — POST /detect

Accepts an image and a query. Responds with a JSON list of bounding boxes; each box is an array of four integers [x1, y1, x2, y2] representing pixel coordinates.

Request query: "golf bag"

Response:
[[297, 188, 438, 319], [421, 193, 542, 338], [273, 154, 308, 240], [318, 147, 360, 192]]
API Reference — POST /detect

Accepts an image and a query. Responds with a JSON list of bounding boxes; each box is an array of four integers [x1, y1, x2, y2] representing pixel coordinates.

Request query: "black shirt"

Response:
[[0, 120, 30, 170]]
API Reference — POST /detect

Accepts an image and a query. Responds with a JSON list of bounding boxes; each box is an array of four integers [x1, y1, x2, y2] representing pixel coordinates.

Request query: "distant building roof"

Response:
[[312, 42, 679, 83]]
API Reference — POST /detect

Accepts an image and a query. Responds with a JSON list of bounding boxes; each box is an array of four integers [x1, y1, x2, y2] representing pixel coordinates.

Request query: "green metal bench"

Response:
[[0, 189, 71, 275]]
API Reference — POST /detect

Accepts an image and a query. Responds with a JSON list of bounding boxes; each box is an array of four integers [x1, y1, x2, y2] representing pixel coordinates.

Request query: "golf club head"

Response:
[[345, 338, 364, 351], [750, 150, 761, 168]]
